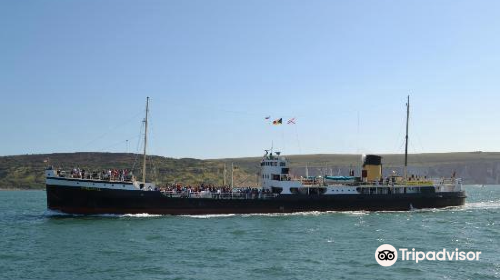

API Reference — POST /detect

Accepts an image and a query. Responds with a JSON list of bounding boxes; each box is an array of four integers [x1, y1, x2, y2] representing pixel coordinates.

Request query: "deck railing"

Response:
[[160, 191, 278, 199], [52, 170, 134, 182]]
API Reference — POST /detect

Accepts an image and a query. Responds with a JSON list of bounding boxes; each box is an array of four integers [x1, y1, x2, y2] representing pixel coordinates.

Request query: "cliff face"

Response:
[[286, 162, 500, 185], [222, 152, 500, 185], [420, 162, 500, 184], [1, 152, 499, 189]]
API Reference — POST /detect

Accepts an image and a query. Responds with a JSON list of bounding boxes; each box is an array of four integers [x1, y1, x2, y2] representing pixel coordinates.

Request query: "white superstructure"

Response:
[[45, 168, 156, 191], [259, 151, 462, 196]]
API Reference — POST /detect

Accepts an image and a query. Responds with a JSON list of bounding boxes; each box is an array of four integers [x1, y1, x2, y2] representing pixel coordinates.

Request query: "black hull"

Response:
[[46, 185, 467, 215]]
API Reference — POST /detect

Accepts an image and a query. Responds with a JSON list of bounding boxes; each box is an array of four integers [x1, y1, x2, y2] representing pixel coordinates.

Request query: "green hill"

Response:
[[0, 153, 244, 189], [1, 151, 500, 189]]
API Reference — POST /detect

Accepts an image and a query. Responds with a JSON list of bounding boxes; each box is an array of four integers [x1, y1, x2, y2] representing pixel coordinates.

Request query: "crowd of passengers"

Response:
[[56, 168, 134, 181], [159, 184, 271, 198], [373, 174, 431, 185], [53, 168, 267, 197]]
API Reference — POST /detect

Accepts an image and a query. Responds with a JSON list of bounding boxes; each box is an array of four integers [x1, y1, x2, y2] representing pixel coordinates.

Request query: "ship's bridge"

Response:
[[260, 151, 301, 194]]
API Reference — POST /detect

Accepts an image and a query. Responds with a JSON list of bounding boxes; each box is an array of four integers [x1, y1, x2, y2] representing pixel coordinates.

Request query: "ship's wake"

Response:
[[43, 210, 162, 218], [180, 211, 369, 219], [395, 200, 500, 213], [43, 201, 500, 219], [463, 200, 500, 210], [43, 209, 82, 217], [180, 214, 238, 219]]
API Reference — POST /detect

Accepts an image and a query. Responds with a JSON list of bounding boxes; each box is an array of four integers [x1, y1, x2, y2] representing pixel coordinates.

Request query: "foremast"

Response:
[[404, 95, 410, 182], [142, 97, 149, 184]]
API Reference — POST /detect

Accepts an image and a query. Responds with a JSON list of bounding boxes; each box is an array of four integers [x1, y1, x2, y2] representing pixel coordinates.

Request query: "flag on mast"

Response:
[[265, 116, 271, 120], [272, 118, 282, 125], [287, 118, 296, 124]]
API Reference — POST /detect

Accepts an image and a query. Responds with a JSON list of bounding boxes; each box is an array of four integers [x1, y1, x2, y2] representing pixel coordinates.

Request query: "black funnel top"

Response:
[[364, 155, 382, 166]]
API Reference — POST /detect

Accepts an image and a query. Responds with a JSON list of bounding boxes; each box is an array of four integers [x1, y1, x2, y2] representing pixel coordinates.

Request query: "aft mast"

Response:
[[404, 95, 410, 181], [142, 97, 149, 184]]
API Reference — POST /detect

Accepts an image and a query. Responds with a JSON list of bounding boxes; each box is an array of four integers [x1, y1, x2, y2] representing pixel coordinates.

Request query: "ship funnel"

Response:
[[362, 155, 382, 182]]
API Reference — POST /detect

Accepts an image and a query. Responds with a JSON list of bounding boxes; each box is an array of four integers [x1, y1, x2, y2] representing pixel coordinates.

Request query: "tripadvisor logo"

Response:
[[375, 244, 398, 267], [375, 244, 482, 267]]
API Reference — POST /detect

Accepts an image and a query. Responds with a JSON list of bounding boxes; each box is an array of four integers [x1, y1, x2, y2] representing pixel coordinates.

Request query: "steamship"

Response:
[[45, 97, 466, 215]]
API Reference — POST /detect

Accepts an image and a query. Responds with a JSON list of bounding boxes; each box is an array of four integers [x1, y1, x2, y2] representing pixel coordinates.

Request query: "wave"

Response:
[[87, 213, 163, 218], [464, 200, 500, 210], [121, 213, 163, 218], [43, 210, 163, 218], [180, 211, 369, 219], [43, 201, 499, 219], [383, 200, 500, 213], [180, 214, 237, 219], [43, 210, 370, 219], [43, 209, 83, 217]]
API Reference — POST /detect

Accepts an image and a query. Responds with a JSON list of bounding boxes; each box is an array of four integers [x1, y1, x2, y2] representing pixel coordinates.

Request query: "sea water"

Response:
[[0, 186, 498, 280]]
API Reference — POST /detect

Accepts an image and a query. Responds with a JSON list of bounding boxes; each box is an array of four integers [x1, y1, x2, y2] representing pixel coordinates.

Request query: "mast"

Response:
[[142, 97, 149, 184], [231, 162, 234, 189], [404, 95, 410, 181], [223, 163, 227, 186]]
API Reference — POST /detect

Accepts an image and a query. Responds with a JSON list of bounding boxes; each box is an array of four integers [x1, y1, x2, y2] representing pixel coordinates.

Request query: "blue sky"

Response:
[[1, 0, 500, 159]]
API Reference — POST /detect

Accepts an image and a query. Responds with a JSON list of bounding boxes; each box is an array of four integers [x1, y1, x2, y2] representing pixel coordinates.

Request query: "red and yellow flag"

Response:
[[272, 118, 282, 125]]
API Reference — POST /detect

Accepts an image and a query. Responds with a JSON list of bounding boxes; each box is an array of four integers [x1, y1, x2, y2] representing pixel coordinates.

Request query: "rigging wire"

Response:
[[147, 115, 160, 183], [80, 110, 143, 150], [294, 124, 302, 154], [131, 120, 145, 173], [95, 135, 140, 153], [235, 173, 254, 186], [409, 124, 441, 176]]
